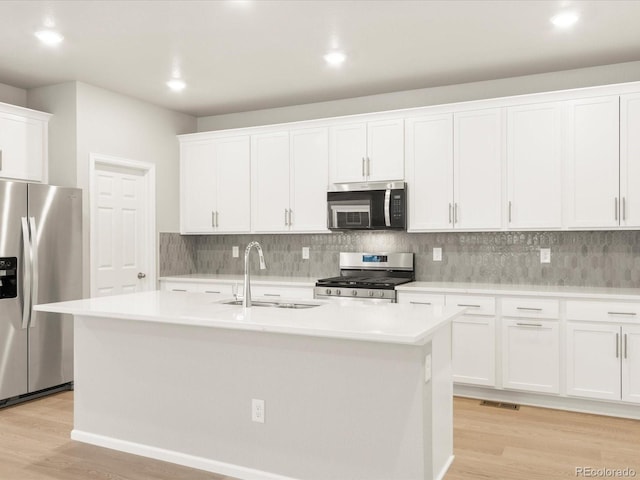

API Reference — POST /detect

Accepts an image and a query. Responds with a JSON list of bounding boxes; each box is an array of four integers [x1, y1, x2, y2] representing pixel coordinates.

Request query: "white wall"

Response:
[[27, 82, 78, 187], [197, 60, 640, 131], [0, 82, 26, 107]]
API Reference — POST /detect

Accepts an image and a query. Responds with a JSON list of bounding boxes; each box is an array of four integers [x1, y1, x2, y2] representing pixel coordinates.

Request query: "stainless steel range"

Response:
[[314, 252, 414, 303]]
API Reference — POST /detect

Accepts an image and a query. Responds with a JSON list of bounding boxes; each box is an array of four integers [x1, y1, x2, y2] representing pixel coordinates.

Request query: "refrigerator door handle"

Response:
[[28, 217, 39, 328], [21, 217, 32, 329]]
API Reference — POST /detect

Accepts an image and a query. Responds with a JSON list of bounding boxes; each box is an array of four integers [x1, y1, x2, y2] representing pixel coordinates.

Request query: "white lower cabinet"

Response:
[[622, 325, 640, 404], [452, 315, 496, 386], [502, 318, 559, 394]]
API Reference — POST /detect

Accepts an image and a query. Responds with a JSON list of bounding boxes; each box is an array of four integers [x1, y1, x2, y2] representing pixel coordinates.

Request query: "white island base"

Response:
[[36, 292, 460, 480]]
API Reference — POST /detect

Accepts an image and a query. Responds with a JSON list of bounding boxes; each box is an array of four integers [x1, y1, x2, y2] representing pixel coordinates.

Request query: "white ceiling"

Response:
[[1, 0, 640, 117]]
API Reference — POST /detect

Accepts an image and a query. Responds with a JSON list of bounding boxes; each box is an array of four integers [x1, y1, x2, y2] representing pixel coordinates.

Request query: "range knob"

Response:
[[378, 291, 385, 298], [352, 290, 358, 296], [336, 289, 342, 296], [325, 288, 332, 295], [369, 291, 374, 297]]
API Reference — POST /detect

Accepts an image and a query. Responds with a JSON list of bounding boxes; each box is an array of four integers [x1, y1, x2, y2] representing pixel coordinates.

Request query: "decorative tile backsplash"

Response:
[[159, 231, 640, 288]]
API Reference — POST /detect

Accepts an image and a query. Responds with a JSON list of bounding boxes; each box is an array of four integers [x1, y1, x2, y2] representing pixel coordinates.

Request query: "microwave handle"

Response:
[[384, 189, 391, 227]]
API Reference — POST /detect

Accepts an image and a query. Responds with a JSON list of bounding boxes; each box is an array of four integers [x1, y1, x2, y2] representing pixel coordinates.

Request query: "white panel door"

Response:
[[251, 131, 290, 232], [367, 118, 404, 181], [507, 102, 563, 229], [620, 93, 640, 228], [329, 123, 367, 183], [215, 136, 251, 233], [180, 141, 217, 233], [502, 318, 560, 394], [94, 165, 148, 296], [566, 322, 621, 401], [0, 113, 45, 182], [453, 108, 504, 230], [565, 96, 620, 228], [452, 315, 495, 386], [622, 325, 640, 404], [290, 127, 329, 232], [405, 114, 453, 230]]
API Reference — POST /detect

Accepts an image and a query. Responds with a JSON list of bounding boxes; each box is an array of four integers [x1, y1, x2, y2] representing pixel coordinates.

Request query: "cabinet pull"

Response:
[[516, 322, 543, 327], [288, 209, 293, 226], [263, 293, 281, 297], [362, 157, 365, 177], [410, 301, 432, 305], [616, 332, 620, 358], [615, 197, 619, 221], [454, 203, 458, 224], [624, 333, 628, 359], [607, 311, 637, 316], [457, 303, 481, 308], [623, 197, 627, 221], [211, 211, 215, 228], [204, 290, 221, 294], [172, 289, 187, 292], [366, 157, 371, 178], [516, 307, 543, 311], [215, 211, 219, 228], [508, 201, 512, 223], [284, 208, 289, 226], [448, 203, 452, 224]]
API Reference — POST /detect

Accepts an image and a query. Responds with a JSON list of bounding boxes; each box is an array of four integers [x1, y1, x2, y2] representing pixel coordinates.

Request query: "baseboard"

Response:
[[454, 385, 640, 420], [435, 455, 455, 480], [71, 430, 298, 480]]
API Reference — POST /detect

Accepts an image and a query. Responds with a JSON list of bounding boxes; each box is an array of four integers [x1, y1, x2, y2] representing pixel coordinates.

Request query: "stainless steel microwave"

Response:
[[327, 182, 406, 231]]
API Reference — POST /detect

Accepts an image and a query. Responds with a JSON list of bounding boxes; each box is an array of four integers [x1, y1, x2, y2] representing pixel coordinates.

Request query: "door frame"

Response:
[[89, 153, 157, 297]]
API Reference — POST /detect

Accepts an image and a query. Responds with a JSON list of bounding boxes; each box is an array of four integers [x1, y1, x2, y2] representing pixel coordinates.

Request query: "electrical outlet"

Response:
[[232, 246, 239, 258], [433, 247, 442, 262], [251, 398, 265, 423], [540, 248, 551, 264], [302, 247, 310, 260]]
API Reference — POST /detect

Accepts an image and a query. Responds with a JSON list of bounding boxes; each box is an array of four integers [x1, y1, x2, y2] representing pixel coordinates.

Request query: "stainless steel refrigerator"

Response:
[[0, 180, 82, 407]]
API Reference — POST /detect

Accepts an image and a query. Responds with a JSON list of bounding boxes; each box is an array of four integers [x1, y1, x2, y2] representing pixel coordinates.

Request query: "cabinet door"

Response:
[[452, 315, 495, 386], [620, 93, 640, 228], [0, 113, 46, 182], [215, 136, 251, 233], [290, 128, 329, 232], [565, 96, 620, 228], [566, 322, 621, 401], [502, 318, 559, 394], [367, 118, 404, 181], [405, 114, 454, 230], [329, 123, 367, 183], [180, 141, 217, 233], [453, 109, 503, 229], [251, 132, 290, 232], [507, 102, 562, 229], [622, 325, 640, 404]]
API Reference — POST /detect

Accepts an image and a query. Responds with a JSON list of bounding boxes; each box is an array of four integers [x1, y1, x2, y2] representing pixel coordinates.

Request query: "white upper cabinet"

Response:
[[251, 131, 291, 232], [564, 96, 620, 228], [453, 108, 504, 230], [252, 128, 329, 233], [405, 114, 454, 230], [180, 135, 250, 234], [620, 93, 640, 228], [0, 105, 50, 183], [507, 102, 563, 229], [329, 118, 403, 183], [290, 127, 329, 232]]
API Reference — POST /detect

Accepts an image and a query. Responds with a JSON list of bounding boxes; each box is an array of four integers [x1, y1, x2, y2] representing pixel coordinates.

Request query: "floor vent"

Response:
[[480, 400, 520, 410]]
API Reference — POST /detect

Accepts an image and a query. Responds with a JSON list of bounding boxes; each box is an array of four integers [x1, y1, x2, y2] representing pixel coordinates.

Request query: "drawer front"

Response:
[[160, 281, 234, 295], [567, 300, 640, 322], [396, 292, 446, 306], [502, 297, 559, 319], [446, 295, 496, 316], [252, 285, 314, 300]]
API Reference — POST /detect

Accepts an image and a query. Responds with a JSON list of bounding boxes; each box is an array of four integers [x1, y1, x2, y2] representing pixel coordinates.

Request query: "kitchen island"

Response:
[[35, 291, 463, 480]]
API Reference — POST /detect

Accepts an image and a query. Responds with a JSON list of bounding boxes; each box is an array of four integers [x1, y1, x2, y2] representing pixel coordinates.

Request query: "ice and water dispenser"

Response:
[[0, 257, 17, 298]]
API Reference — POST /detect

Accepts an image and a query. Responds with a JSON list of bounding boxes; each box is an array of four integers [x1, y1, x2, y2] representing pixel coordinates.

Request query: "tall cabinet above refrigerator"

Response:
[[0, 180, 82, 406]]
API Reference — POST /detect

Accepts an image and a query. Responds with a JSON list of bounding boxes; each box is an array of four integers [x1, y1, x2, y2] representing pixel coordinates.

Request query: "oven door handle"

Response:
[[384, 189, 391, 227]]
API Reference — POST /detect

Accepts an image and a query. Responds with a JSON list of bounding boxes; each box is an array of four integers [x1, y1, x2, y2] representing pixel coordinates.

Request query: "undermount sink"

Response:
[[222, 299, 321, 309]]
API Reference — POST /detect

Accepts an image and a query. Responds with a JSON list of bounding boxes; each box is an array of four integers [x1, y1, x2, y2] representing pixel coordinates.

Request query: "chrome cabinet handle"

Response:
[[172, 288, 187, 292], [616, 332, 620, 358], [284, 208, 289, 226], [211, 211, 215, 228], [615, 197, 619, 222], [215, 211, 219, 228], [516, 307, 543, 311], [457, 303, 481, 308], [366, 157, 370, 178], [624, 333, 628, 359], [508, 201, 512, 223], [263, 293, 281, 297], [288, 209, 293, 226], [608, 311, 637, 316], [410, 301, 432, 305], [362, 157, 365, 177], [623, 197, 626, 221], [448, 203, 452, 224], [204, 290, 221, 294], [516, 322, 543, 327], [454, 203, 458, 224]]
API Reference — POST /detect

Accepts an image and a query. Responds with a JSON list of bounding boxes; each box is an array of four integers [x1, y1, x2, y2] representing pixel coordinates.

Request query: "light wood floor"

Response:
[[1, 392, 639, 480]]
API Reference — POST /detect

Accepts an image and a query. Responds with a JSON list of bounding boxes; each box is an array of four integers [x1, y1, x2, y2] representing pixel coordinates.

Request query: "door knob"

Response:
[[137, 272, 146, 279]]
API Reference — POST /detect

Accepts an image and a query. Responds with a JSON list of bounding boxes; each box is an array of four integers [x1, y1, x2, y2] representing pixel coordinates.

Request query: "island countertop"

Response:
[[35, 290, 464, 346]]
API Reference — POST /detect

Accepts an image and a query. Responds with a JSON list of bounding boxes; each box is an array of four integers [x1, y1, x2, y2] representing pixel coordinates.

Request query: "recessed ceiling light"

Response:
[[551, 12, 579, 28], [34, 29, 64, 46], [167, 79, 186, 92], [324, 51, 346, 67]]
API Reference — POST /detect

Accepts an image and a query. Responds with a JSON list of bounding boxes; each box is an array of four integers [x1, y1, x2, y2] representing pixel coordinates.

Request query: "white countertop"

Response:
[[397, 281, 640, 301], [35, 291, 463, 346], [160, 274, 316, 287]]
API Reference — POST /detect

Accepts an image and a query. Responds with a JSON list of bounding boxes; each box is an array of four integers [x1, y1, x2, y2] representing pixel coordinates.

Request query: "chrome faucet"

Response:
[[243, 241, 267, 308]]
